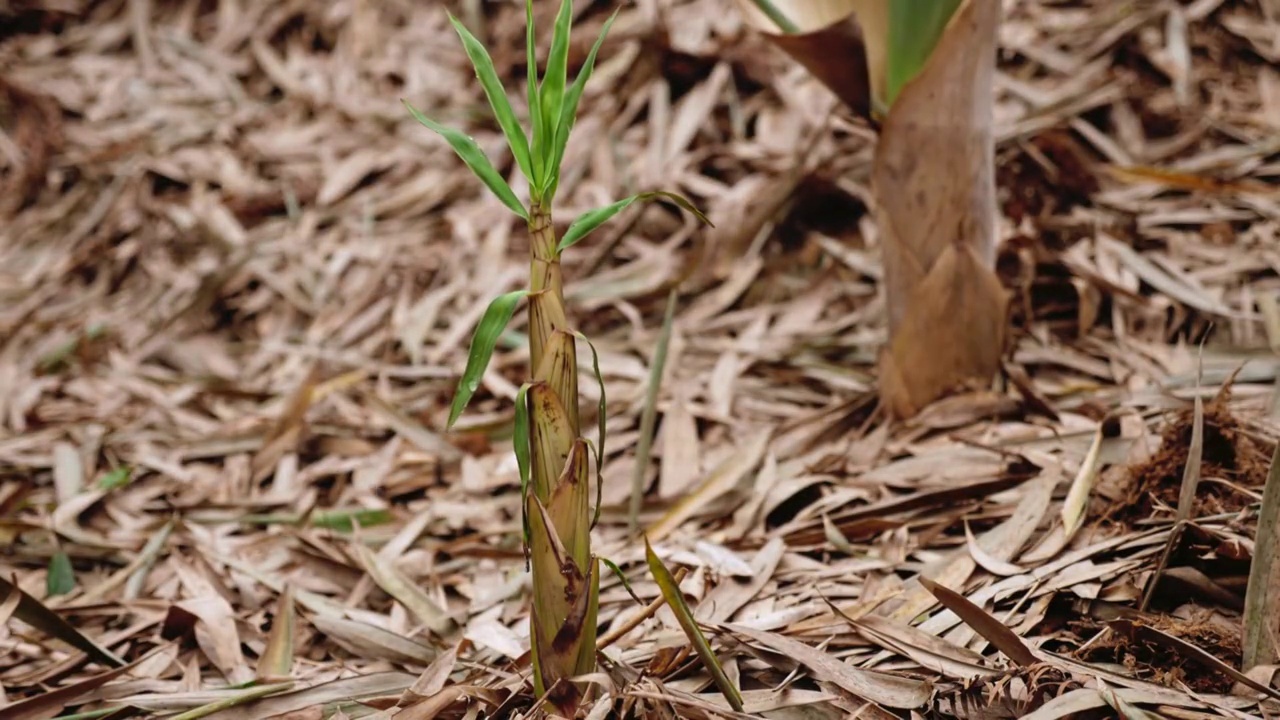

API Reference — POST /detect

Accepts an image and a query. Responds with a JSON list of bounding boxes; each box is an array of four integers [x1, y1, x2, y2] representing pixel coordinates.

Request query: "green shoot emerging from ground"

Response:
[[405, 1, 710, 714]]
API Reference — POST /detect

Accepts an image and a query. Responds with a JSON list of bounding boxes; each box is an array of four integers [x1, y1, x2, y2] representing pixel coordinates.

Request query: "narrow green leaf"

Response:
[[745, 0, 799, 33], [558, 191, 711, 252], [540, 0, 574, 168], [446, 13, 533, 185], [569, 331, 607, 530], [97, 466, 131, 491], [1243, 443, 1280, 670], [168, 682, 295, 720], [630, 290, 677, 532], [47, 551, 75, 597], [447, 289, 529, 428], [0, 575, 124, 667], [599, 557, 644, 606], [545, 7, 618, 202], [526, 0, 546, 193], [309, 508, 392, 532], [644, 538, 744, 712], [885, 0, 961, 107], [514, 381, 534, 567], [403, 100, 528, 221]]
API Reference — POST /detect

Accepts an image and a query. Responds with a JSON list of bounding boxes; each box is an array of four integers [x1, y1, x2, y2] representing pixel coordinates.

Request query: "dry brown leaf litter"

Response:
[[1, 0, 1280, 718]]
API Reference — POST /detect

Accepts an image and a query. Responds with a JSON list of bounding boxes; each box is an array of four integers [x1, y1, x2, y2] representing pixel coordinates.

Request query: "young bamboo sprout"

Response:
[[408, 2, 708, 714], [735, 0, 1007, 419]]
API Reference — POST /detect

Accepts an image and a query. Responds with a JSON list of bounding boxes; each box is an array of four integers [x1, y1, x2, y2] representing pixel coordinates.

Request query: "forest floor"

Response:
[[3, 0, 1280, 718]]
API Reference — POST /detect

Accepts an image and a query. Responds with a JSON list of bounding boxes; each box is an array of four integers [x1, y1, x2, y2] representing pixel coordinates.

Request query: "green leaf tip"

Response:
[[644, 537, 744, 712], [447, 289, 530, 429], [402, 99, 529, 221], [445, 12, 534, 186], [545, 6, 621, 203], [558, 191, 712, 252]]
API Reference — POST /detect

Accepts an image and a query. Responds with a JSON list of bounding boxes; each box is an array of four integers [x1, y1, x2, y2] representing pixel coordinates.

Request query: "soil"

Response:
[[1108, 390, 1273, 526], [1074, 612, 1243, 695]]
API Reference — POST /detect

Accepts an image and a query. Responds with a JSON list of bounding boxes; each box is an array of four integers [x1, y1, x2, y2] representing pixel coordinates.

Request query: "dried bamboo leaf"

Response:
[[2, 654, 142, 720], [724, 622, 930, 708], [647, 428, 770, 542], [353, 543, 456, 637], [256, 585, 296, 681], [311, 613, 438, 665], [918, 576, 1036, 666], [0, 574, 124, 667]]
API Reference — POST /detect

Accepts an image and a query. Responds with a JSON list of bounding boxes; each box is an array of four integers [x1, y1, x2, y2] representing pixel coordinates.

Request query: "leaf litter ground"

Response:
[[2, 0, 1280, 718]]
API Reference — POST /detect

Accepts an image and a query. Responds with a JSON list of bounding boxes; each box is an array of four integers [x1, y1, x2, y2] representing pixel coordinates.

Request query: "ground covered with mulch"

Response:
[[2, 0, 1280, 718]]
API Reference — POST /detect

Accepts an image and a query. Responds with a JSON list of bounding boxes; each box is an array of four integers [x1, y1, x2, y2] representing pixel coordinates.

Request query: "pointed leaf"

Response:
[[525, 0, 546, 192], [0, 574, 124, 667], [257, 585, 295, 681], [558, 191, 711, 252], [627, 291, 675, 532], [539, 0, 573, 167], [1244, 443, 1280, 670], [403, 100, 528, 220], [546, 8, 617, 202], [447, 289, 529, 428], [600, 557, 644, 606], [514, 382, 534, 563], [47, 551, 75, 597], [919, 576, 1037, 666], [446, 13, 533, 184], [645, 538, 744, 712]]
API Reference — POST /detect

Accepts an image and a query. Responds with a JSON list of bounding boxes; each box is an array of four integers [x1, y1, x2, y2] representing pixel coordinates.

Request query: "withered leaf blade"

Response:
[[0, 574, 124, 668], [256, 585, 296, 682], [724, 622, 930, 709], [311, 613, 439, 665], [2, 652, 143, 720], [732, 0, 885, 118], [919, 576, 1037, 667], [353, 543, 456, 638]]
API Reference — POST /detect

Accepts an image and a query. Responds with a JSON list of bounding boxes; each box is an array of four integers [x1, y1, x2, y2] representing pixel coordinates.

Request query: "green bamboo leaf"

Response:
[[885, 0, 961, 107], [526, 0, 546, 193], [1244, 443, 1280, 670], [513, 381, 534, 566], [403, 100, 528, 221], [448, 289, 530, 428], [644, 538, 744, 712], [630, 289, 677, 532], [47, 551, 75, 597], [446, 13, 533, 185], [599, 556, 644, 606], [558, 191, 711, 252], [569, 331, 606, 529], [97, 466, 131, 491], [540, 0, 573, 168], [545, 7, 617, 203]]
